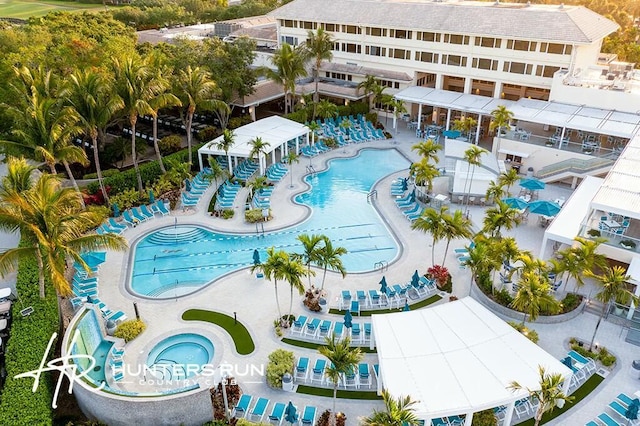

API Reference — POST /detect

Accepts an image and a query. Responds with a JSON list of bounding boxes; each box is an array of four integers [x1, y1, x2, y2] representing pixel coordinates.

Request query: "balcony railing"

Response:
[[536, 157, 615, 179]]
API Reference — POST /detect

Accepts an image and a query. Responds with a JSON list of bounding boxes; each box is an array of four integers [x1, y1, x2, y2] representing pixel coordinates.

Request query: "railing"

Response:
[[367, 190, 377, 203], [374, 260, 388, 272], [536, 157, 615, 180], [306, 165, 316, 175]]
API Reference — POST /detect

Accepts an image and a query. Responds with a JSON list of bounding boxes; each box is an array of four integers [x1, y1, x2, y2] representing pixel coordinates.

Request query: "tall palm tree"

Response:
[[281, 254, 307, 328], [360, 389, 420, 426], [285, 150, 299, 189], [409, 158, 440, 193], [301, 28, 334, 114], [411, 139, 442, 164], [497, 168, 519, 196], [0, 164, 127, 298], [556, 237, 607, 292], [357, 75, 383, 112], [207, 156, 229, 188], [251, 247, 287, 325], [510, 272, 559, 324], [462, 145, 486, 212], [441, 209, 472, 265], [490, 105, 514, 152], [412, 207, 446, 267], [0, 157, 35, 196], [112, 57, 157, 193], [68, 69, 124, 206], [247, 175, 268, 199], [509, 366, 573, 426], [485, 180, 506, 205], [452, 116, 478, 143], [216, 128, 235, 175], [319, 333, 363, 426], [248, 136, 271, 175], [175, 65, 228, 164], [465, 237, 501, 295], [147, 68, 182, 174], [586, 265, 638, 350], [315, 99, 338, 120], [293, 233, 323, 289], [265, 43, 307, 114], [482, 200, 522, 239], [307, 121, 321, 146], [388, 98, 407, 132], [316, 236, 347, 290]]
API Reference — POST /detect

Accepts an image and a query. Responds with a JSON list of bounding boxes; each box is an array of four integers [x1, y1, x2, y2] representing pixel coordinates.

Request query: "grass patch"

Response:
[[281, 338, 377, 353], [0, 0, 104, 19], [296, 385, 381, 400], [182, 309, 255, 355], [329, 294, 442, 316], [515, 373, 605, 425]]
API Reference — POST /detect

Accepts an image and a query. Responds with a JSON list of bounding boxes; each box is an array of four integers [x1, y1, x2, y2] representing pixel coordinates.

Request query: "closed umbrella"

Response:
[[403, 302, 410, 311], [401, 178, 408, 191], [379, 276, 388, 294], [148, 189, 155, 204], [501, 197, 529, 210], [408, 188, 416, 203], [343, 310, 353, 328], [411, 270, 420, 289], [284, 401, 298, 424], [519, 178, 546, 191], [185, 179, 192, 192], [253, 249, 261, 266], [561, 356, 574, 370], [528, 200, 562, 217], [80, 252, 106, 268], [112, 203, 120, 218], [625, 399, 639, 424], [443, 129, 461, 139]]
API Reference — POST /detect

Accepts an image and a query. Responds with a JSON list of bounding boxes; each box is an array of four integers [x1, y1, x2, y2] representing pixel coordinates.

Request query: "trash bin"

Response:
[[527, 167, 534, 178], [631, 360, 640, 379], [282, 373, 294, 392], [106, 319, 117, 336]]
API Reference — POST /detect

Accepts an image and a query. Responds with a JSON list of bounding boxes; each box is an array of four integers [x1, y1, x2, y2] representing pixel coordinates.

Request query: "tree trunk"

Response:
[[63, 160, 86, 208], [92, 133, 110, 206], [274, 279, 284, 327], [332, 385, 338, 426], [442, 239, 451, 266], [131, 118, 144, 193], [153, 115, 166, 173], [432, 237, 437, 267], [288, 283, 294, 327], [466, 166, 477, 211], [313, 62, 319, 118], [36, 249, 45, 299], [589, 305, 607, 351], [186, 110, 194, 165], [321, 267, 328, 291]]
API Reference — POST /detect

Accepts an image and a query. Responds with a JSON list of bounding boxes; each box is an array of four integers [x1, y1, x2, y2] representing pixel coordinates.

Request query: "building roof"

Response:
[[372, 298, 572, 420], [319, 62, 412, 82], [270, 0, 618, 44]]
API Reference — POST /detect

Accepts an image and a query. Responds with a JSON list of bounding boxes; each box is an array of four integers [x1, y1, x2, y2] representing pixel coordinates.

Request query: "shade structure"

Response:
[[343, 310, 353, 328], [80, 252, 106, 268], [148, 190, 155, 204], [625, 399, 640, 422], [443, 129, 462, 139], [501, 197, 529, 210], [372, 298, 572, 422], [519, 178, 546, 191], [284, 401, 298, 424], [253, 249, 261, 266], [112, 203, 120, 218], [528, 200, 562, 217], [379, 276, 388, 294]]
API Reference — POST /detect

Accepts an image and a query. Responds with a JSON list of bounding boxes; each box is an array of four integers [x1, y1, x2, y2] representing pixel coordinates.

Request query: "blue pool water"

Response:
[[146, 333, 214, 380], [130, 149, 410, 297]]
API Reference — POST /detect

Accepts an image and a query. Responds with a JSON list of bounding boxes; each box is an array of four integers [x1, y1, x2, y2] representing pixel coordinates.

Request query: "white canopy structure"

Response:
[[197, 116, 309, 174], [371, 298, 572, 425]]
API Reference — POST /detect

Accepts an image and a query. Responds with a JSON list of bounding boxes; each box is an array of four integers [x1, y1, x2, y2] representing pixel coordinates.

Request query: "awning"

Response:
[[498, 148, 530, 159]]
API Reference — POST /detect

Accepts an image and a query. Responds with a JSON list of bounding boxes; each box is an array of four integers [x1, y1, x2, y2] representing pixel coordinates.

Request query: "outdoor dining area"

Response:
[[501, 178, 565, 227]]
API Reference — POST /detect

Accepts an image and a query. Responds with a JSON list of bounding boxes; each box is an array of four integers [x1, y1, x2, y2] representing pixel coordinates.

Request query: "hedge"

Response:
[[0, 254, 60, 425]]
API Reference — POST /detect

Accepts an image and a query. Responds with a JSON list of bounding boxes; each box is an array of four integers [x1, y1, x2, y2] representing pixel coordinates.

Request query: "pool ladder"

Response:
[[367, 190, 378, 204], [306, 165, 316, 175], [374, 260, 388, 272]]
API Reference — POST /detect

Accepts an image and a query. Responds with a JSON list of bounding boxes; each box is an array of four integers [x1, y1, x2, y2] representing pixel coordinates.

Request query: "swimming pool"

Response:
[[129, 149, 410, 297], [146, 333, 214, 380]]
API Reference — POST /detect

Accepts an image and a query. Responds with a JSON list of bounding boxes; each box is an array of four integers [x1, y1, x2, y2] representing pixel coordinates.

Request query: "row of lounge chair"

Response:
[[234, 160, 258, 180], [266, 163, 288, 183], [182, 168, 213, 210], [215, 180, 242, 210], [97, 201, 170, 235], [109, 345, 126, 382], [338, 278, 436, 312], [252, 187, 273, 209], [294, 357, 378, 390], [232, 394, 317, 425], [290, 315, 372, 344], [585, 392, 640, 426], [70, 261, 127, 324], [393, 183, 425, 222]]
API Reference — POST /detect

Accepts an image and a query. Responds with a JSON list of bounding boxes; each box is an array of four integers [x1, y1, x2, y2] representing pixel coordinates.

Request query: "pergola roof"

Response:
[[372, 298, 572, 420], [394, 86, 640, 138], [198, 116, 308, 158]]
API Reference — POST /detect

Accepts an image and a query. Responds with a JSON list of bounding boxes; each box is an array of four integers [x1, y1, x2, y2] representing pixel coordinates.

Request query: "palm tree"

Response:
[[485, 180, 506, 205], [497, 168, 519, 196], [68, 69, 123, 206], [0, 164, 127, 298], [441, 209, 472, 265], [465, 237, 501, 295], [462, 145, 486, 213], [509, 366, 573, 426], [207, 156, 229, 188], [307, 121, 321, 146], [293, 233, 323, 289], [452, 116, 478, 143], [316, 236, 347, 291], [280, 254, 307, 329], [411, 139, 442, 164], [409, 158, 440, 193], [147, 68, 181, 174], [482, 201, 522, 239], [388, 98, 407, 133], [556, 237, 607, 292], [319, 333, 363, 426], [265, 43, 307, 114], [412, 207, 446, 267], [248, 136, 271, 175], [490, 105, 514, 152], [357, 75, 382, 111], [510, 272, 559, 324], [360, 389, 420, 426], [301, 28, 334, 113], [315, 99, 338, 120], [216, 128, 235, 175], [251, 247, 287, 325], [586, 265, 638, 350], [247, 175, 268, 199], [0, 157, 35, 195], [285, 150, 299, 189]]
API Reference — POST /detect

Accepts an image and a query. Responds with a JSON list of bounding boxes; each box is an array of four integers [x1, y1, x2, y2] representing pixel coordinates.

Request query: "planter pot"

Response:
[[614, 306, 624, 316], [621, 243, 636, 250]]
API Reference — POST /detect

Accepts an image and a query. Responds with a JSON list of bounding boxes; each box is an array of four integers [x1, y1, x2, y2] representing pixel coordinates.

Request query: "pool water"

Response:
[[146, 333, 214, 380], [130, 149, 410, 297]]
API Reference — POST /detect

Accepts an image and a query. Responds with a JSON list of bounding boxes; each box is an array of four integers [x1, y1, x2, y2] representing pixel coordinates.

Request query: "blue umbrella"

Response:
[[625, 398, 639, 422], [343, 310, 353, 328], [253, 249, 261, 266], [403, 302, 411, 311], [284, 401, 298, 424], [411, 270, 420, 288], [379, 276, 388, 294], [501, 197, 529, 210], [443, 129, 461, 139], [148, 189, 155, 204], [519, 178, 546, 191], [185, 179, 192, 192], [80, 251, 106, 268], [401, 178, 408, 191], [528, 200, 562, 217], [561, 356, 574, 370], [408, 188, 416, 203], [112, 203, 120, 218]]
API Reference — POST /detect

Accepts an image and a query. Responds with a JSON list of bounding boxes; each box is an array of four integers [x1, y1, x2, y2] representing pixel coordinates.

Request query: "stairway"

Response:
[[535, 157, 615, 183]]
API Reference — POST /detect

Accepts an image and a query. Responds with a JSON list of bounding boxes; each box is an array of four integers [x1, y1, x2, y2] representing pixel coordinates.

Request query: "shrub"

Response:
[[587, 229, 601, 237], [336, 105, 350, 117], [495, 288, 514, 307], [559, 293, 582, 314], [236, 419, 271, 426], [158, 135, 183, 155], [323, 137, 337, 148], [365, 112, 378, 125], [221, 209, 234, 219], [113, 319, 146, 342], [303, 289, 322, 312], [472, 409, 497, 426], [508, 321, 539, 344], [427, 265, 451, 292], [316, 410, 347, 426], [350, 101, 369, 116], [245, 208, 269, 223], [598, 346, 617, 366], [265, 349, 294, 388], [197, 126, 219, 142], [284, 109, 307, 124], [109, 188, 143, 211]]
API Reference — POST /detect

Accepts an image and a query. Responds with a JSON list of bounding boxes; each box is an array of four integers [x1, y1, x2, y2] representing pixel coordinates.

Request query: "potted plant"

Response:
[[620, 239, 636, 250], [587, 229, 601, 238]]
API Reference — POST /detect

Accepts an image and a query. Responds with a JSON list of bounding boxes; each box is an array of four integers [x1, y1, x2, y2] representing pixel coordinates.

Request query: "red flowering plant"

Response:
[[427, 265, 452, 292]]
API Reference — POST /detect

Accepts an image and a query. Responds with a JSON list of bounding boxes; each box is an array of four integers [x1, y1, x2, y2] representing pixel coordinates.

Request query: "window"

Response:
[[535, 65, 561, 78], [379, 79, 400, 89], [342, 43, 361, 54], [415, 51, 439, 63], [507, 39, 537, 51], [322, 23, 336, 32], [417, 32, 440, 42], [443, 33, 469, 45], [366, 27, 387, 37], [503, 61, 533, 75], [342, 25, 361, 34], [281, 36, 298, 46], [472, 57, 498, 71], [329, 72, 351, 81], [390, 48, 410, 60], [366, 45, 386, 56], [391, 29, 412, 39], [301, 21, 315, 30], [474, 37, 500, 48], [540, 42, 572, 55], [282, 20, 295, 28], [443, 54, 467, 67]]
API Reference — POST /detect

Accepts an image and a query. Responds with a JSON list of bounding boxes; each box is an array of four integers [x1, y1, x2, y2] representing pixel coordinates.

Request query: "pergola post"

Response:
[[475, 114, 482, 145], [198, 149, 204, 171], [503, 400, 516, 426], [463, 411, 473, 426], [417, 103, 423, 131], [446, 108, 452, 130], [376, 364, 382, 396], [558, 376, 571, 408], [559, 127, 567, 150]]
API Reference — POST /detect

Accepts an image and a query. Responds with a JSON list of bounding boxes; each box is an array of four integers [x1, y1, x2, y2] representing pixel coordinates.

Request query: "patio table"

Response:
[[602, 219, 621, 230]]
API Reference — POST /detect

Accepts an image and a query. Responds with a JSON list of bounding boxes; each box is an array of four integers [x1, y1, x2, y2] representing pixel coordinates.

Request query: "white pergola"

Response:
[[371, 298, 573, 425], [197, 116, 310, 175]]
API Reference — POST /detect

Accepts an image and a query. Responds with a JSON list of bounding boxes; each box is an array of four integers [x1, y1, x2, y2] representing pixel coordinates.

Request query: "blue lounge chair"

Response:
[[310, 359, 326, 384], [122, 210, 138, 226], [598, 413, 622, 426], [295, 357, 309, 382], [107, 218, 127, 231], [585, 421, 599, 426], [106, 310, 127, 323], [268, 402, 285, 425], [131, 207, 149, 222], [358, 363, 371, 388], [291, 315, 308, 335], [617, 393, 634, 406], [608, 401, 631, 420], [407, 208, 426, 222], [364, 323, 372, 339], [350, 300, 360, 315], [333, 322, 344, 338], [140, 204, 156, 219], [368, 289, 382, 307], [301, 406, 317, 425], [249, 397, 269, 422], [305, 318, 321, 336], [111, 346, 125, 358], [233, 394, 252, 418], [318, 320, 332, 337], [152, 200, 170, 216], [568, 350, 596, 374]]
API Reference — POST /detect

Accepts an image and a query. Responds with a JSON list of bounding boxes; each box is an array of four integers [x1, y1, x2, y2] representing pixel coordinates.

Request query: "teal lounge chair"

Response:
[[318, 320, 332, 337], [233, 394, 252, 418], [305, 318, 321, 336], [295, 357, 309, 382], [107, 218, 127, 231], [122, 210, 138, 226], [301, 406, 317, 425], [291, 315, 308, 335], [131, 207, 148, 222], [598, 413, 622, 426], [268, 402, 285, 425], [249, 397, 269, 422], [152, 200, 170, 216], [333, 322, 344, 338], [310, 359, 326, 384], [358, 363, 371, 388], [140, 204, 156, 219]]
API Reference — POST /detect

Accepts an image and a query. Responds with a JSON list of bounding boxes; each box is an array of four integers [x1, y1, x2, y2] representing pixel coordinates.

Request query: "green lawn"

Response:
[[0, 0, 104, 19], [281, 338, 377, 353], [296, 385, 381, 400], [182, 309, 256, 355]]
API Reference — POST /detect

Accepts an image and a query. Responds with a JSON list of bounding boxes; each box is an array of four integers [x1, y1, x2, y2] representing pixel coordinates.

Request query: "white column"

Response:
[[503, 400, 516, 426], [463, 77, 472, 94], [494, 82, 502, 99], [559, 377, 571, 408], [475, 114, 482, 145], [295, 139, 300, 155], [227, 155, 233, 175], [271, 150, 276, 166], [306, 132, 310, 146], [369, 329, 375, 351], [417, 103, 423, 131], [393, 107, 398, 132], [559, 127, 566, 150], [463, 411, 474, 426], [376, 364, 383, 396], [446, 108, 452, 130], [249, 106, 256, 122], [198, 150, 203, 171], [435, 73, 443, 89]]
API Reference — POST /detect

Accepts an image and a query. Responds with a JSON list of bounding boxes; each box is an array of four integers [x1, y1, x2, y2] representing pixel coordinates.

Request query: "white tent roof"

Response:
[[198, 116, 309, 158], [372, 298, 572, 420]]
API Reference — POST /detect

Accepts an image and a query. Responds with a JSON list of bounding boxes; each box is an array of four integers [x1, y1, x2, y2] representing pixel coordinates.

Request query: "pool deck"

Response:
[[94, 121, 637, 425]]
